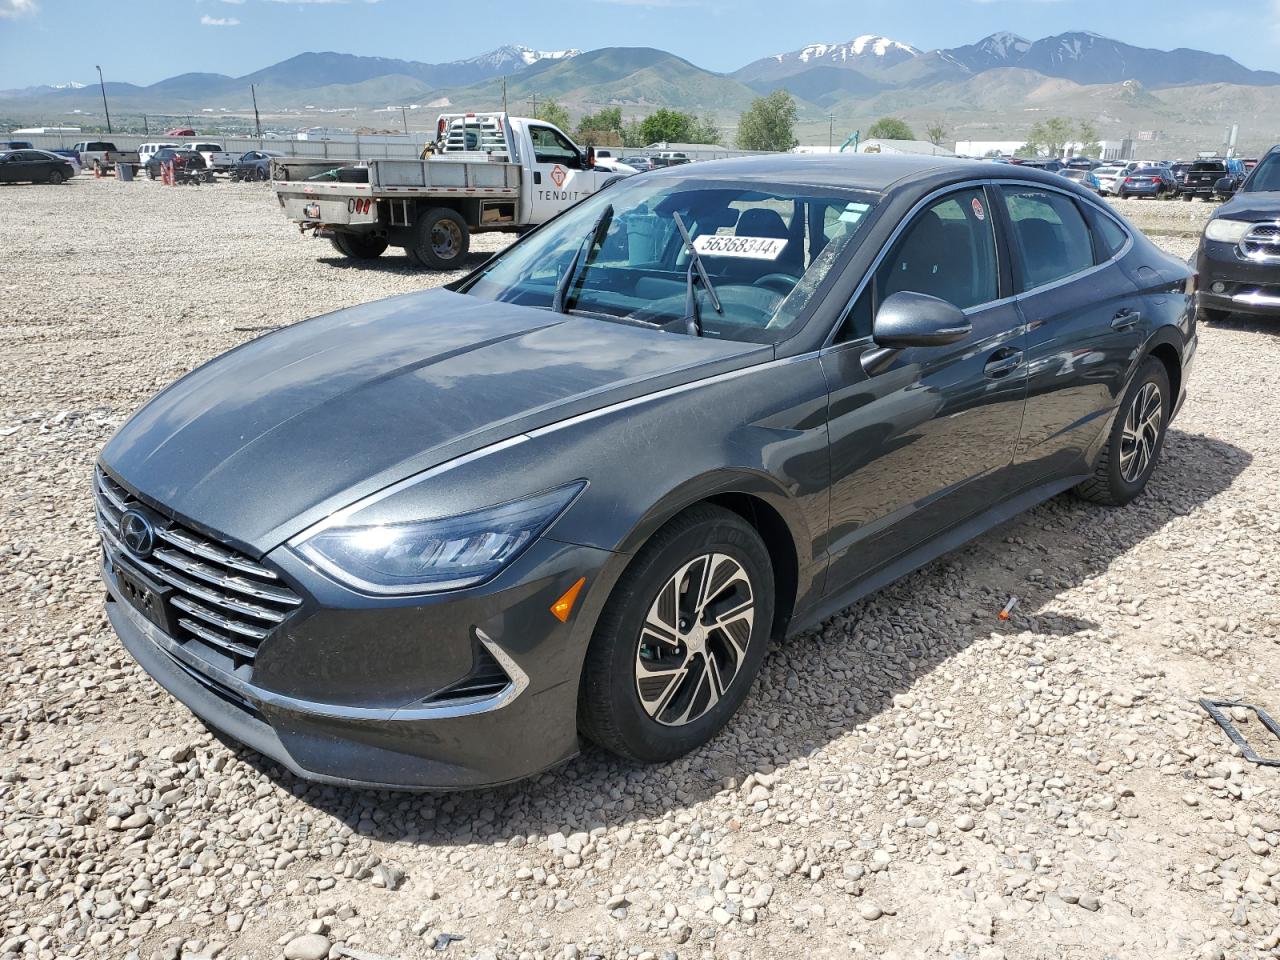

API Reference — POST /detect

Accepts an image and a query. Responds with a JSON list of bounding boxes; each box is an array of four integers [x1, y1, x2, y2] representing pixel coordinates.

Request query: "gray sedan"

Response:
[[96, 154, 1195, 789]]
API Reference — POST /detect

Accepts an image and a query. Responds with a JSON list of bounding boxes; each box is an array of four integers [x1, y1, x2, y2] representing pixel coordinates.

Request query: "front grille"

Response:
[[95, 468, 301, 673], [1241, 222, 1280, 262]]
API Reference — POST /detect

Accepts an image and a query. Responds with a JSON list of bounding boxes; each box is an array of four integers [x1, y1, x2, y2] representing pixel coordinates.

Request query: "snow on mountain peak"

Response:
[[776, 35, 919, 64]]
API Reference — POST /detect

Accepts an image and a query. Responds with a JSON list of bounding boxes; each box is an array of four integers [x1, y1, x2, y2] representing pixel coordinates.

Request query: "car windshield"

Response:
[[461, 176, 878, 343], [1244, 153, 1280, 192]]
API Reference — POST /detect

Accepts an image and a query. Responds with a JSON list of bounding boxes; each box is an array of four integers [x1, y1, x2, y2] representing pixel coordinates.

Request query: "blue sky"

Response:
[[0, 0, 1276, 88]]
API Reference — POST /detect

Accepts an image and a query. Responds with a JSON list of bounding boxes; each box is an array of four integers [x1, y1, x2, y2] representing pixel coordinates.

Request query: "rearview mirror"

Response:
[[873, 291, 972, 349]]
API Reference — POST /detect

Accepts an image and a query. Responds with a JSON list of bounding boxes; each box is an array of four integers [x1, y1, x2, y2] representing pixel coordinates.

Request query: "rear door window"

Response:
[[1000, 186, 1095, 290]]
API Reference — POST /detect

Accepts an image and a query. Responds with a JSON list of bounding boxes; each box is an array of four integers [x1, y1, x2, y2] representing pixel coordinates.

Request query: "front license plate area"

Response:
[[112, 556, 176, 634], [303, 203, 321, 219]]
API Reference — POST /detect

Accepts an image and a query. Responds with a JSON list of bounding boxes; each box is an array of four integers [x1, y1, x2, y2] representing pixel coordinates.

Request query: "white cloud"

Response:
[[200, 14, 241, 24], [0, 0, 38, 18], [219, 0, 247, 4]]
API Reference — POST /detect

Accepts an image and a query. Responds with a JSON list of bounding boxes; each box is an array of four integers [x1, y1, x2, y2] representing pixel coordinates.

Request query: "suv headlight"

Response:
[[1204, 218, 1251, 244], [293, 482, 585, 595]]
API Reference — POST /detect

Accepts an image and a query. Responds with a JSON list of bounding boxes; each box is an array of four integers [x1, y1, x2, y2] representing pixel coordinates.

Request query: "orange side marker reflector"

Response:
[[551, 577, 587, 623]]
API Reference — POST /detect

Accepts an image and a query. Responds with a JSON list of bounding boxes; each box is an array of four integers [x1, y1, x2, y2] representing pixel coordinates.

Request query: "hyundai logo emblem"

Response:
[[119, 510, 156, 558]]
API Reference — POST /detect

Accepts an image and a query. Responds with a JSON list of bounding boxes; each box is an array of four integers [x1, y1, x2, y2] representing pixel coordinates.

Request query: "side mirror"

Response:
[[873, 291, 972, 348], [585, 147, 596, 169], [862, 291, 972, 375], [1215, 176, 1237, 195]]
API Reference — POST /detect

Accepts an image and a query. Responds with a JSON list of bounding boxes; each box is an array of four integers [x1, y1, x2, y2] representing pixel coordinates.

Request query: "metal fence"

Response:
[[20, 132, 423, 160]]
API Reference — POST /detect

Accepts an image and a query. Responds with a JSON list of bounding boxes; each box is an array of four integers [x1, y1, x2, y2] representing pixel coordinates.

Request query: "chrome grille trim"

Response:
[[95, 467, 301, 667], [1241, 221, 1280, 263]]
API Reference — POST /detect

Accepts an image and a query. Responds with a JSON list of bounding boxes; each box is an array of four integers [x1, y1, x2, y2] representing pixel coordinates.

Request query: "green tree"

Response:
[[534, 99, 572, 132], [1075, 119, 1101, 159], [1024, 116, 1074, 157], [576, 106, 623, 142], [639, 108, 695, 145], [688, 115, 722, 145], [866, 116, 915, 141], [621, 119, 648, 148], [925, 121, 948, 146], [736, 90, 799, 152]]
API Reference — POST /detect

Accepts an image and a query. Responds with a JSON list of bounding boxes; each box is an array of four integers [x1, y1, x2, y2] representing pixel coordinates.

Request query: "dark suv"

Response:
[[1196, 145, 1280, 322]]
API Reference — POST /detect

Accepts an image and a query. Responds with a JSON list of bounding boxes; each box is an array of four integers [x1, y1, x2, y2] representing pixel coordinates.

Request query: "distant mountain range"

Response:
[[2, 31, 1278, 123]]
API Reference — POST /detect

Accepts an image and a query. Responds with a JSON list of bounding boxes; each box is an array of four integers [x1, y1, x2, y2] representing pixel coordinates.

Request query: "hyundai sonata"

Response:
[[97, 154, 1195, 789]]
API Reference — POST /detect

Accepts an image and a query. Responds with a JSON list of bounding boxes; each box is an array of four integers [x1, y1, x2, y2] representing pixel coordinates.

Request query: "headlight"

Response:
[[1204, 218, 1251, 243], [294, 482, 585, 595]]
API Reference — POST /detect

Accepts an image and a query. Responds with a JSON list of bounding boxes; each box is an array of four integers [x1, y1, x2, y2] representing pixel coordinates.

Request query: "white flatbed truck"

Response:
[[273, 112, 628, 269]]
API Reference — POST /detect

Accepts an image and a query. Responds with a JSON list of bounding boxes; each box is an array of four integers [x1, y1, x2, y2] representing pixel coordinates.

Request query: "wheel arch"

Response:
[[611, 469, 814, 640]]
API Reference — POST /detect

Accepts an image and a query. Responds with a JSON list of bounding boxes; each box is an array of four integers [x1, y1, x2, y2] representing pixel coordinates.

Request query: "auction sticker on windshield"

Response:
[[693, 235, 787, 260]]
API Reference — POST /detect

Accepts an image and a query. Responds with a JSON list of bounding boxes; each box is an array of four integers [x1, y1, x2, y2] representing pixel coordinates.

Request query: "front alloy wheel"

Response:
[[580, 505, 774, 762], [635, 553, 755, 726]]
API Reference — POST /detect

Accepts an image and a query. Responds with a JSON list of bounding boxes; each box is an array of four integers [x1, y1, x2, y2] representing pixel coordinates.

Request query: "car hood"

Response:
[[101, 288, 767, 554], [1217, 191, 1280, 221]]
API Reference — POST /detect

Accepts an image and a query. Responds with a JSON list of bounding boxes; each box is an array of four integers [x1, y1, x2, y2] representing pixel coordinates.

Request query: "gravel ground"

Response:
[[2, 179, 1279, 960]]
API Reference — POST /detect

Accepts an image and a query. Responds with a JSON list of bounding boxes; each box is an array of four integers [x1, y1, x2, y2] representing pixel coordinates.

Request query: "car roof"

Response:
[[642, 152, 1066, 194]]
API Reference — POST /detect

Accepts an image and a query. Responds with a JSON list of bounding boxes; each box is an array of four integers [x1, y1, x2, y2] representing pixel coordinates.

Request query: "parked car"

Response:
[[144, 147, 210, 182], [1196, 145, 1280, 323], [620, 156, 657, 171], [164, 127, 196, 138], [1094, 165, 1123, 195], [1059, 167, 1101, 193], [0, 139, 34, 151], [182, 142, 235, 173], [1182, 159, 1229, 201], [232, 149, 285, 181], [139, 142, 182, 166], [1213, 159, 1248, 200], [47, 149, 82, 177], [1114, 165, 1171, 199], [97, 154, 1194, 789], [0, 148, 75, 184]]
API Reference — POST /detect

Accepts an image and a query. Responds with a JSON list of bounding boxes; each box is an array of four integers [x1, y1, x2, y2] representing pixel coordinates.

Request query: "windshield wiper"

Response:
[[671, 210, 723, 337], [553, 203, 614, 314]]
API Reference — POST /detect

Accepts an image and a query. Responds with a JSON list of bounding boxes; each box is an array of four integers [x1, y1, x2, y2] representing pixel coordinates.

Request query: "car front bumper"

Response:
[[103, 531, 618, 790], [1197, 239, 1280, 318]]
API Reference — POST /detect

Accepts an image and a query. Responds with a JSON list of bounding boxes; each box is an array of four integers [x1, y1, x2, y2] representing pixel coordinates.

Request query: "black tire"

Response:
[[407, 207, 469, 270], [147, 167, 157, 180], [1183, 194, 1193, 202], [330, 233, 388, 260], [257, 166, 270, 182], [1197, 306, 1229, 325], [1075, 357, 1171, 507], [579, 504, 775, 763], [47, 169, 64, 185]]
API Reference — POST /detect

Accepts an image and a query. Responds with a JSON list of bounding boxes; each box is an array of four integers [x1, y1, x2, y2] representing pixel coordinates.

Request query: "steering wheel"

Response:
[[753, 272, 799, 296]]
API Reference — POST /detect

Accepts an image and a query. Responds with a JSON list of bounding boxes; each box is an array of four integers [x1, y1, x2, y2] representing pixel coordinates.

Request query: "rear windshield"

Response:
[[1192, 161, 1226, 172], [1131, 167, 1164, 176], [193, 143, 222, 152], [1244, 153, 1280, 193]]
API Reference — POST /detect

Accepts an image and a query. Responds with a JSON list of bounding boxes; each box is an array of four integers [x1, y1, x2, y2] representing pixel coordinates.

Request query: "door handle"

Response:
[[984, 349, 1023, 378], [533, 171, 542, 185], [1112, 308, 1142, 330]]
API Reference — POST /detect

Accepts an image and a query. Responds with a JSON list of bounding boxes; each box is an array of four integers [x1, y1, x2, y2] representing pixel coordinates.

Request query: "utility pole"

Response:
[[251, 84, 262, 138], [143, 114, 149, 135], [95, 65, 112, 134], [527, 93, 540, 118], [828, 113, 834, 152], [400, 106, 409, 136], [502, 76, 508, 114]]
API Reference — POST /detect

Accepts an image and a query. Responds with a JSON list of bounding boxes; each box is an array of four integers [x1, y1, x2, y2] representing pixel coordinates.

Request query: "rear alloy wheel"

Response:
[[1075, 357, 1170, 506], [330, 233, 388, 260], [579, 505, 774, 763], [47, 169, 64, 185], [408, 207, 470, 270]]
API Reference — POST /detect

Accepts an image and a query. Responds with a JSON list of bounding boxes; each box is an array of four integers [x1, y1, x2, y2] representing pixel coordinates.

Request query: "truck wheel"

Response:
[[409, 207, 470, 270], [330, 234, 388, 260]]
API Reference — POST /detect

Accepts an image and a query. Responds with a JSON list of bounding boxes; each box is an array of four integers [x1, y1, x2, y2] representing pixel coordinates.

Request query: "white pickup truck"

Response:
[[273, 113, 629, 269], [183, 141, 236, 173]]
